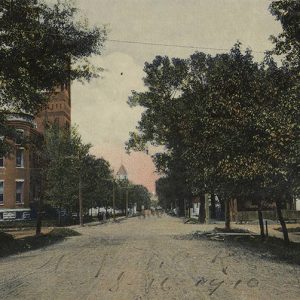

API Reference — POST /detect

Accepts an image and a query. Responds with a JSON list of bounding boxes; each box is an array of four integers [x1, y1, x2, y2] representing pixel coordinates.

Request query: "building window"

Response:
[[16, 181, 24, 203], [0, 157, 4, 168], [16, 211, 23, 219], [0, 181, 4, 204], [65, 121, 70, 129], [16, 129, 24, 145], [16, 148, 24, 168]]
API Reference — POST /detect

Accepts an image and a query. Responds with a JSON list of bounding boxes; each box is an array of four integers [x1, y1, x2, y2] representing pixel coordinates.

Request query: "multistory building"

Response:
[[0, 84, 71, 221]]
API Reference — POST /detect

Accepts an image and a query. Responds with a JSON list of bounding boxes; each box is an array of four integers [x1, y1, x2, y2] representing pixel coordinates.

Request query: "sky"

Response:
[[62, 0, 282, 193]]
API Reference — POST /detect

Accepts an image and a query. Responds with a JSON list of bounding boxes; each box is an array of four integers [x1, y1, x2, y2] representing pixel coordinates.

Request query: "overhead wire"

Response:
[[107, 38, 266, 54]]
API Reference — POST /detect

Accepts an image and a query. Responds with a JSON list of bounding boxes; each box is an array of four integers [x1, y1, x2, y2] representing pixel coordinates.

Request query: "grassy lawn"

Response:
[[0, 228, 80, 258], [190, 227, 300, 265], [275, 226, 300, 233], [224, 235, 300, 265], [0, 220, 58, 230]]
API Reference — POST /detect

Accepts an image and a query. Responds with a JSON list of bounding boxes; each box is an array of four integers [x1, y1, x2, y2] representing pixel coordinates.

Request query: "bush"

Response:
[[48, 228, 81, 238], [0, 228, 80, 258], [0, 231, 14, 243]]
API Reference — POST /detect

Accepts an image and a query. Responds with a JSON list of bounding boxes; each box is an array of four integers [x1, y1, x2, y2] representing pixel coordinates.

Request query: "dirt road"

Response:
[[0, 215, 299, 300]]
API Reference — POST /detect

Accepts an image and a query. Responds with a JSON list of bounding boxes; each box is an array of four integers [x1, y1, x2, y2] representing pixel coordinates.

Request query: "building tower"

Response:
[[35, 83, 71, 133], [116, 165, 128, 181]]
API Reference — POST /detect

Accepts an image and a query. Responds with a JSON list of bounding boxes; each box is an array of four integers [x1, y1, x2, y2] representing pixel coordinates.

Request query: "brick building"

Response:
[[0, 85, 71, 221]]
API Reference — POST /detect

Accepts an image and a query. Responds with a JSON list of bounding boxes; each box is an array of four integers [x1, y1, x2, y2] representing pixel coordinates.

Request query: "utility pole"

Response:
[[126, 189, 129, 218], [205, 193, 210, 224], [112, 180, 116, 221], [79, 173, 83, 226]]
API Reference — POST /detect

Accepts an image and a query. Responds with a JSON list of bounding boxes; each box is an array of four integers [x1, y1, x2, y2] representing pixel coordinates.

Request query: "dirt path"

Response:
[[0, 215, 299, 300]]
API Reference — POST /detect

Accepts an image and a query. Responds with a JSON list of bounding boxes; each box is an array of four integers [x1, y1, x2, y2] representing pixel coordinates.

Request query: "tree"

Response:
[[127, 44, 299, 240], [34, 124, 90, 232], [129, 184, 151, 211], [126, 55, 191, 216], [0, 0, 106, 154], [81, 154, 113, 212], [269, 0, 300, 70], [179, 46, 298, 238], [156, 177, 176, 211], [269, 0, 300, 242]]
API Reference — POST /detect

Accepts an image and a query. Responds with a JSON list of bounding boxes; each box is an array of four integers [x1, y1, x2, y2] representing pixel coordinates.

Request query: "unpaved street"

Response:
[[0, 215, 300, 300]]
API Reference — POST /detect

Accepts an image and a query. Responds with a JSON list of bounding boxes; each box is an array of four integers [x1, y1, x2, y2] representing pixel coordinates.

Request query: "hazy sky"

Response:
[[64, 0, 282, 193]]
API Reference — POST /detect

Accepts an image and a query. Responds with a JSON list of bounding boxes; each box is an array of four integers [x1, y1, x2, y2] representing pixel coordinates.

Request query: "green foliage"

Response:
[[127, 43, 300, 214], [269, 0, 300, 70], [48, 227, 80, 237], [0, 231, 14, 243], [39, 124, 114, 216], [81, 154, 113, 209], [0, 0, 106, 157], [0, 0, 106, 114], [129, 184, 151, 210], [0, 114, 14, 157], [113, 179, 151, 211], [0, 227, 80, 258], [42, 125, 88, 211], [156, 177, 176, 209]]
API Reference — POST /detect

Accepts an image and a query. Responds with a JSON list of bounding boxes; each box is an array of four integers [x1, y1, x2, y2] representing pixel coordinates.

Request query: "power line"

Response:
[[1, 26, 266, 54], [107, 38, 266, 54]]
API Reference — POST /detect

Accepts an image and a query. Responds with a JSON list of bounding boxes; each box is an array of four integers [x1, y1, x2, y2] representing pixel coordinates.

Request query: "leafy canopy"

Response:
[[0, 0, 106, 113]]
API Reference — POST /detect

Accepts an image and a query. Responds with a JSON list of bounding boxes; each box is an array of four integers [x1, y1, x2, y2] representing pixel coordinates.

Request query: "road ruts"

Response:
[[0, 215, 299, 300]]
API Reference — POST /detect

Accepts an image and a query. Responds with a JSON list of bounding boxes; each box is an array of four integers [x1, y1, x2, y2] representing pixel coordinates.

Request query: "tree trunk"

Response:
[[198, 194, 205, 223], [258, 209, 265, 238], [276, 199, 289, 244], [211, 193, 216, 219], [58, 206, 62, 226], [188, 198, 191, 218], [178, 198, 185, 217], [225, 198, 231, 230], [36, 204, 42, 236], [79, 176, 83, 226]]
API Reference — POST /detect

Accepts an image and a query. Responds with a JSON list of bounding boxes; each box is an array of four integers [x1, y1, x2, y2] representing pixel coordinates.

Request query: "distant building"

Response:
[[0, 84, 71, 221], [116, 164, 128, 181]]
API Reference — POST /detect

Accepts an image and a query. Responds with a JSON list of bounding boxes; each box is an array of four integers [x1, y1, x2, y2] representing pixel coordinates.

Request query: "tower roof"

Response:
[[116, 164, 128, 176]]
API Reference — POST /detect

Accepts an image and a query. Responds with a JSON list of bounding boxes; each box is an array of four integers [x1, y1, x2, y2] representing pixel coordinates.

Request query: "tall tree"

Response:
[[0, 0, 106, 154], [127, 44, 299, 239], [129, 184, 151, 211], [35, 125, 90, 232], [81, 154, 113, 212], [126, 56, 191, 215], [269, 0, 300, 70]]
